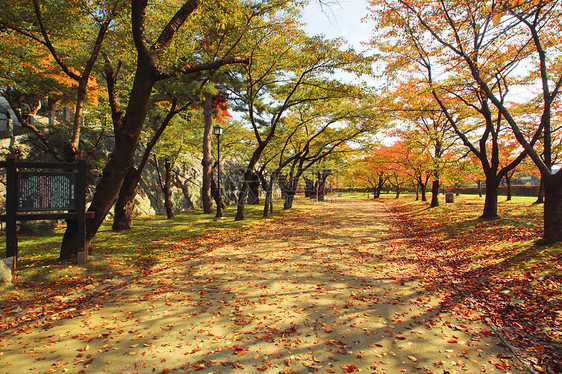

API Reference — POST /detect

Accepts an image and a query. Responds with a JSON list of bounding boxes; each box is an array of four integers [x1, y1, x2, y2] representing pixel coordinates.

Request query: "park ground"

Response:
[[0, 195, 560, 373]]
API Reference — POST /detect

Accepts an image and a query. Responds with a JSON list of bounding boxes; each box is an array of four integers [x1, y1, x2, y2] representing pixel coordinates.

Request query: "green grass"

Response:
[[1, 198, 315, 284]]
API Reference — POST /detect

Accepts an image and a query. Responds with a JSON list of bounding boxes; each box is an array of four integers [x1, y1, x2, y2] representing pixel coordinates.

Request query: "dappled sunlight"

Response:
[[0, 199, 525, 373]]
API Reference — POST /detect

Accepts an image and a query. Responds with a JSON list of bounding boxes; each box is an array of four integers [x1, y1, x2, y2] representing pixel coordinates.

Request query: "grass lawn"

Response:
[[0, 198, 316, 284]]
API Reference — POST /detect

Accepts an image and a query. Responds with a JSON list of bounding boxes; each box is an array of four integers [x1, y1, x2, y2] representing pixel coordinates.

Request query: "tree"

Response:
[[443, 154, 481, 196], [225, 13, 370, 219], [368, 0, 542, 221], [271, 100, 377, 210], [390, 86, 459, 207], [194, 2, 265, 215], [353, 146, 397, 198], [0, 0, 125, 161], [58, 0, 249, 259], [111, 85, 196, 230], [383, 0, 562, 241]]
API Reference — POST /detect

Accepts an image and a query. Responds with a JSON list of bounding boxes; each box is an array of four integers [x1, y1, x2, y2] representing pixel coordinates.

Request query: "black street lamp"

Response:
[[213, 125, 223, 218]]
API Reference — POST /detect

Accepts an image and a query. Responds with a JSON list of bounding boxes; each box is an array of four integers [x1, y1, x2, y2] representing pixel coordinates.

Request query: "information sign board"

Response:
[[1, 156, 91, 268], [18, 173, 76, 211]]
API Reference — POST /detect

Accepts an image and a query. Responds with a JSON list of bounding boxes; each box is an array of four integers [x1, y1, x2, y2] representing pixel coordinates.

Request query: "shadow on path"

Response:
[[0, 199, 525, 373]]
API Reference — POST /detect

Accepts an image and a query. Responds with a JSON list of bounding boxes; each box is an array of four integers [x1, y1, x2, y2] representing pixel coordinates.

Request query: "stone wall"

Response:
[[134, 158, 203, 216], [0, 97, 279, 220]]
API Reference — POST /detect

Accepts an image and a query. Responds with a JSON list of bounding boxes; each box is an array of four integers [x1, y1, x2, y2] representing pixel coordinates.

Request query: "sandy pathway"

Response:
[[0, 199, 524, 373]]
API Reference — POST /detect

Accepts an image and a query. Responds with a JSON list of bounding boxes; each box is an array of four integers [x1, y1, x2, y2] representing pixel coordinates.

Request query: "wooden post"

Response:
[[5, 154, 17, 268]]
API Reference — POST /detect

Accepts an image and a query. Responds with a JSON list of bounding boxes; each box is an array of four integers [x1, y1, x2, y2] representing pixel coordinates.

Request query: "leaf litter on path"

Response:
[[0, 199, 527, 373]]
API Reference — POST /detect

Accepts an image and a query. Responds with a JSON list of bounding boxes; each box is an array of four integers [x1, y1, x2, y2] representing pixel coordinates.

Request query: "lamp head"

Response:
[[213, 125, 223, 136]]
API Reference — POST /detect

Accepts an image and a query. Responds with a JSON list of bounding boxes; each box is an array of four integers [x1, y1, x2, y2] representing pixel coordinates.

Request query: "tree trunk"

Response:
[[112, 167, 142, 231], [201, 92, 213, 214], [506, 174, 512, 201], [535, 177, 545, 204], [210, 175, 224, 211], [248, 172, 260, 205], [481, 174, 500, 219], [317, 181, 325, 202], [542, 172, 562, 242], [263, 187, 273, 217], [420, 182, 427, 202], [164, 160, 174, 219], [60, 57, 157, 260], [235, 170, 252, 221], [304, 178, 315, 198], [112, 102, 179, 230], [478, 180, 483, 198], [263, 188, 271, 217], [235, 140, 266, 220], [395, 184, 400, 199], [262, 173, 276, 218], [284, 191, 295, 209], [430, 179, 439, 207], [375, 179, 383, 198]]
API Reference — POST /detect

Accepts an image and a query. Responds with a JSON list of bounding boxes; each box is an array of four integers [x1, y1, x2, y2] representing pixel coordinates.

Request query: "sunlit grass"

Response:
[[1, 198, 316, 283]]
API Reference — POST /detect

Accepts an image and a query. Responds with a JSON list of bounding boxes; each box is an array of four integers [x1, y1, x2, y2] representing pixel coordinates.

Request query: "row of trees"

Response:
[[352, 141, 545, 201], [364, 0, 562, 242], [0, 0, 381, 260], [2, 0, 561, 261]]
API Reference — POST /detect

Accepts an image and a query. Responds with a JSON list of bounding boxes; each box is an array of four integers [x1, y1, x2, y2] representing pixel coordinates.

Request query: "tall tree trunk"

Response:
[[542, 172, 562, 242], [163, 160, 174, 219], [284, 191, 295, 209], [375, 179, 383, 198], [430, 179, 440, 207], [304, 178, 315, 198], [262, 172, 276, 218], [395, 184, 400, 199], [235, 170, 252, 220], [60, 58, 157, 260], [112, 167, 142, 231], [505, 174, 512, 201], [279, 174, 295, 210], [481, 174, 500, 219], [263, 186, 273, 217], [210, 174, 224, 211], [248, 172, 260, 205], [420, 182, 427, 202], [235, 140, 267, 220], [201, 92, 213, 214], [112, 100, 180, 230], [534, 177, 545, 204]]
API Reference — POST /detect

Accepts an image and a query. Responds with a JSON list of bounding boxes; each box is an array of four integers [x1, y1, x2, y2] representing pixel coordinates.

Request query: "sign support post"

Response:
[[5, 155, 17, 266]]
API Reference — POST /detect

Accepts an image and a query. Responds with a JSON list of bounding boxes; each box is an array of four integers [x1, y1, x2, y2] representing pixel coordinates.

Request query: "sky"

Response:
[[299, 0, 373, 52]]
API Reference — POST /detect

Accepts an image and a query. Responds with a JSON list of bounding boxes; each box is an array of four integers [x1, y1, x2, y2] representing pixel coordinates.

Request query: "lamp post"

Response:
[[213, 125, 223, 218]]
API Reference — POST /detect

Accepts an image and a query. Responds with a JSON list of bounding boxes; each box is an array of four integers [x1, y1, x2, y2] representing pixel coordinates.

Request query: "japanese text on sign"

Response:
[[17, 173, 76, 211]]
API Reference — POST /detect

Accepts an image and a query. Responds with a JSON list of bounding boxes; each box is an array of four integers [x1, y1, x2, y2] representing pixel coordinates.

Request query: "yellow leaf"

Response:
[[493, 13, 502, 26]]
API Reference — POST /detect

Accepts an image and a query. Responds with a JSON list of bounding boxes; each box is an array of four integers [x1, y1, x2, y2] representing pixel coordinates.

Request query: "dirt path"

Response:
[[0, 199, 524, 373]]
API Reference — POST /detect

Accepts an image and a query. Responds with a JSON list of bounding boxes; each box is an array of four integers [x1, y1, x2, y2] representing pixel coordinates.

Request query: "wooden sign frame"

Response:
[[1, 154, 91, 268]]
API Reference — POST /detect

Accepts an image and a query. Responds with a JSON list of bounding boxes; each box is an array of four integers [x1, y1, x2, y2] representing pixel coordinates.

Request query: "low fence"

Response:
[[447, 185, 540, 197]]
